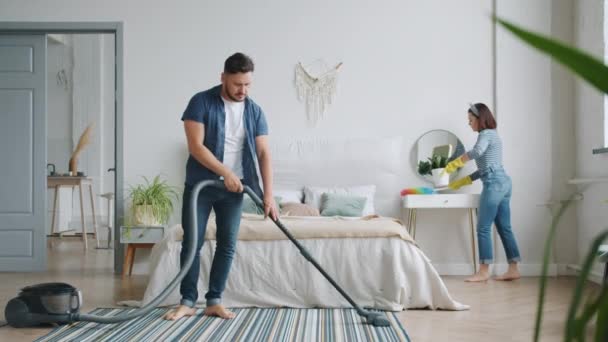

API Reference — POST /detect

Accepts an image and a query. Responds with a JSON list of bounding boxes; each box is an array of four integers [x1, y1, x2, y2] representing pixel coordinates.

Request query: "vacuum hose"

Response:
[[73, 180, 388, 327], [73, 180, 223, 323]]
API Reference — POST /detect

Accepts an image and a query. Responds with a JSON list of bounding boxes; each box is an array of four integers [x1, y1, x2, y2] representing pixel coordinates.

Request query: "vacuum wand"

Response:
[[243, 187, 390, 327]]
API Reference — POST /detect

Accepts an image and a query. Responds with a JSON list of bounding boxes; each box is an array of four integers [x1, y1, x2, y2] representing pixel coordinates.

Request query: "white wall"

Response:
[[46, 35, 74, 234], [575, 0, 608, 280], [549, 0, 578, 271], [46, 35, 73, 175], [1, 0, 577, 276], [493, 0, 558, 275]]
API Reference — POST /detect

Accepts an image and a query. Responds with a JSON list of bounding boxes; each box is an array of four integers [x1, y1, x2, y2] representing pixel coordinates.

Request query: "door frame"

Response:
[[0, 22, 125, 274]]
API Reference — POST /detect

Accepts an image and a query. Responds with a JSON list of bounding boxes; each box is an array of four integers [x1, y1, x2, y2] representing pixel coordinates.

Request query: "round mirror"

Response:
[[412, 129, 464, 185]]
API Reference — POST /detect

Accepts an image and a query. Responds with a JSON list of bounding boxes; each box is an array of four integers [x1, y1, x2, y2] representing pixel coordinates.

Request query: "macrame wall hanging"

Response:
[[294, 59, 342, 126]]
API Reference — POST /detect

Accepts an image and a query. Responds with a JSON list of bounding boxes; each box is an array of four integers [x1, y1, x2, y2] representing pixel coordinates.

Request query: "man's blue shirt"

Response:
[[181, 85, 268, 197]]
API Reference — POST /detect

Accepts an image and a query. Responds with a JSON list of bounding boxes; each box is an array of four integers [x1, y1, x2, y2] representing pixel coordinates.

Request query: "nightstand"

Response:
[[120, 226, 166, 277]]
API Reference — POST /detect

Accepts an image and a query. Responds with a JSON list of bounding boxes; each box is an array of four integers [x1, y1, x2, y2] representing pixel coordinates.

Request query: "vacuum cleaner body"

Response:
[[5, 282, 81, 327]]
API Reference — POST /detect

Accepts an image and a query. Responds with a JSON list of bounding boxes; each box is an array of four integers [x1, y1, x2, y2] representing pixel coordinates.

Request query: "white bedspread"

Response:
[[122, 222, 468, 311]]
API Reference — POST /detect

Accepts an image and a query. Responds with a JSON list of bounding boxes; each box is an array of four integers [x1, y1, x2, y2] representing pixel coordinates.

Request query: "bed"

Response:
[[122, 136, 468, 311], [132, 214, 467, 311]]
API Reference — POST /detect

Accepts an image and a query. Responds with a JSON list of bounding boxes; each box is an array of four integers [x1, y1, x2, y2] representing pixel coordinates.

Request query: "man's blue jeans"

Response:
[[477, 168, 521, 264], [179, 184, 243, 307]]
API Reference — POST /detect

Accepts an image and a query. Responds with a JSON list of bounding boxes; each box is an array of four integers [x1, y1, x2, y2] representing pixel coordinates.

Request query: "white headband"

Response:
[[469, 103, 480, 117]]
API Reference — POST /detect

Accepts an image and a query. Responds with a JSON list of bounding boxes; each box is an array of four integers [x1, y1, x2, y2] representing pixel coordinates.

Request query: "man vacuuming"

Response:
[[164, 52, 278, 320]]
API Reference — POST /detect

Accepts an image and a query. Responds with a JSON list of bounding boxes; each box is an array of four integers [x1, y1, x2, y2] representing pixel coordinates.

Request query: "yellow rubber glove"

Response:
[[448, 176, 472, 190], [443, 156, 466, 175]]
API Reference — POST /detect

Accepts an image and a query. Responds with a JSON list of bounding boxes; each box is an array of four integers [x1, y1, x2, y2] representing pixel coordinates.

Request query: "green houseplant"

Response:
[[495, 16, 608, 342], [430, 154, 448, 171], [127, 175, 179, 226], [417, 154, 448, 176]]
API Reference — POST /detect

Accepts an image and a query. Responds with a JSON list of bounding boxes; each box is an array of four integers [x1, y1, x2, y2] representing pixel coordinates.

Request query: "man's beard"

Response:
[[224, 85, 245, 102]]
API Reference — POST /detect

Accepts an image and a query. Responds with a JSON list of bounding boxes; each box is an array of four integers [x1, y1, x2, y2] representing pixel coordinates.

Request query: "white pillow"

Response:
[[273, 189, 303, 204], [303, 185, 376, 216]]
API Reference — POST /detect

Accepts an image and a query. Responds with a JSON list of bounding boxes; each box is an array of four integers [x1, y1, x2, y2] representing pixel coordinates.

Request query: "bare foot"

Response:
[[465, 271, 490, 282], [163, 305, 196, 320], [494, 270, 521, 281], [204, 304, 236, 319]]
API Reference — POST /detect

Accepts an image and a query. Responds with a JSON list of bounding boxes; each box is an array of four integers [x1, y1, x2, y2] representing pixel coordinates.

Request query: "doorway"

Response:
[[46, 33, 115, 243], [0, 22, 125, 274]]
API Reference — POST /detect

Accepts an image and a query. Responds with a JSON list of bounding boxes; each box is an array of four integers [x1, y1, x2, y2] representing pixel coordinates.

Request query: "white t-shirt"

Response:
[[221, 97, 245, 178]]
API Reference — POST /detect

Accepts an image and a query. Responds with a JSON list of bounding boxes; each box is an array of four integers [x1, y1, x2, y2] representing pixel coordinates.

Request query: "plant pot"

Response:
[[133, 205, 161, 226], [431, 168, 450, 188]]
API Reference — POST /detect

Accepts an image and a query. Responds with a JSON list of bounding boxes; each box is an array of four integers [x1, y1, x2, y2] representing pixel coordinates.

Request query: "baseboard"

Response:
[[433, 263, 481, 276], [433, 262, 607, 283], [565, 264, 604, 285], [433, 263, 561, 276], [557, 264, 578, 277]]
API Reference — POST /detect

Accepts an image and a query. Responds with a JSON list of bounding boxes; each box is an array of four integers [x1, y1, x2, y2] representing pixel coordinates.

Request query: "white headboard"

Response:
[[269, 136, 407, 218]]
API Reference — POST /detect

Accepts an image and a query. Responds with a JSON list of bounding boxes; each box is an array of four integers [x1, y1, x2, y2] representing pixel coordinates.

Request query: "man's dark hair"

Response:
[[224, 52, 254, 74]]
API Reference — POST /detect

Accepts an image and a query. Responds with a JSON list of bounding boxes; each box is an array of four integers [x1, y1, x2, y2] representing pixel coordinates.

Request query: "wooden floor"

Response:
[[0, 237, 599, 341]]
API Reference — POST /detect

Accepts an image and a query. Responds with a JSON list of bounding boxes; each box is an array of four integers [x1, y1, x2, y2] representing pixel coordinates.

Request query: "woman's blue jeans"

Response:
[[477, 168, 521, 264], [179, 184, 243, 307]]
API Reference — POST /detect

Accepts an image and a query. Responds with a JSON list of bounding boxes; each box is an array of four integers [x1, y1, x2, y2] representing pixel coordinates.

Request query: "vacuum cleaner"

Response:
[[4, 180, 389, 327]]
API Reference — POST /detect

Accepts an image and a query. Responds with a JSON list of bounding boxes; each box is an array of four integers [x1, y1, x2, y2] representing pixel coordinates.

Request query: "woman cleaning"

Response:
[[443, 103, 521, 282]]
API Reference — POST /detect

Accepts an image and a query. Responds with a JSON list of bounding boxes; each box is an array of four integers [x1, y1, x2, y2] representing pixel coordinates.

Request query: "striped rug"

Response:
[[36, 307, 410, 342]]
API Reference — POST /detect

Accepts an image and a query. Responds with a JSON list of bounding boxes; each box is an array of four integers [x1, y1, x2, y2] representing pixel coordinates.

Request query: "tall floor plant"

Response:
[[495, 17, 608, 342]]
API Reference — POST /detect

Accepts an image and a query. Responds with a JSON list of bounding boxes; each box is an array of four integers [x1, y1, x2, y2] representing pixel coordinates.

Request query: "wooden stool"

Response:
[[122, 243, 154, 277], [48, 176, 97, 250]]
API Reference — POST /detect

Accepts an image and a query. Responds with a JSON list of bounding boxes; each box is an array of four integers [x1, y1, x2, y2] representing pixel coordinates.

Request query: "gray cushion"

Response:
[[320, 193, 367, 217]]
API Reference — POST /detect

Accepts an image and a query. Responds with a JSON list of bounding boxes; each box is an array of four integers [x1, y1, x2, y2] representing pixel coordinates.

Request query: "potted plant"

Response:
[[418, 154, 449, 187], [429, 154, 449, 187], [127, 175, 179, 226]]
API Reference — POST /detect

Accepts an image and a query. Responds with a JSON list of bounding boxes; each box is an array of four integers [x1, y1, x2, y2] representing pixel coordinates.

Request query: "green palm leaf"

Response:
[[495, 16, 608, 94]]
